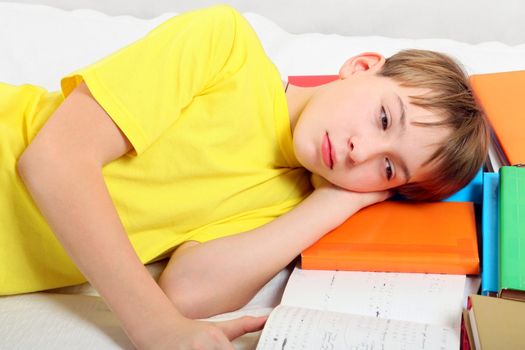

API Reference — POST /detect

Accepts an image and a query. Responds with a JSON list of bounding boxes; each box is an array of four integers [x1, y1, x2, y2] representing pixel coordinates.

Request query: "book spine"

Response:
[[481, 172, 499, 295], [287, 75, 338, 87], [499, 165, 525, 290], [498, 288, 525, 302], [301, 256, 479, 274]]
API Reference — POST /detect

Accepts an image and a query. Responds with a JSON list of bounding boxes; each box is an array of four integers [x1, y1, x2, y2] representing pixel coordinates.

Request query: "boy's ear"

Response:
[[339, 52, 386, 78]]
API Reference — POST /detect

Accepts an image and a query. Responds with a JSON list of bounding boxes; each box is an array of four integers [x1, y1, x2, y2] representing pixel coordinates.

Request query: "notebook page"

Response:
[[281, 268, 466, 332], [256, 305, 456, 350]]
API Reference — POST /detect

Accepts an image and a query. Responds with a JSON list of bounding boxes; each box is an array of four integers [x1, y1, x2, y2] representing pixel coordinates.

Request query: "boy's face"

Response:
[[292, 53, 450, 192]]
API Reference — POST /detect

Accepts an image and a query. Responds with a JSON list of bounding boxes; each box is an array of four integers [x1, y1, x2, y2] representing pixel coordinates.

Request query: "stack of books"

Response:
[[463, 70, 525, 349], [259, 184, 483, 349], [481, 165, 525, 296], [293, 198, 481, 349], [471, 71, 525, 295]]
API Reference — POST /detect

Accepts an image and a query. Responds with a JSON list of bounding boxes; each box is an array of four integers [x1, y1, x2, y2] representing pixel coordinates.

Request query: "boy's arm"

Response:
[[159, 176, 390, 318], [17, 82, 264, 349]]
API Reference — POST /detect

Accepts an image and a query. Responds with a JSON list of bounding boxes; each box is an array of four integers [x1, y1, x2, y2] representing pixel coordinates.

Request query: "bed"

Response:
[[1, 1, 525, 349]]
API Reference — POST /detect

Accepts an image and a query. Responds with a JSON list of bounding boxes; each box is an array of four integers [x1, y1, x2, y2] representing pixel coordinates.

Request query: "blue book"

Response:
[[392, 167, 484, 203], [481, 172, 499, 295], [443, 168, 484, 204]]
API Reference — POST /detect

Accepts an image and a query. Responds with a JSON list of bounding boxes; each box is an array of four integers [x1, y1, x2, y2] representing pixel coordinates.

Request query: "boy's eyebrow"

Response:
[[394, 94, 410, 182], [396, 93, 407, 131], [398, 157, 411, 183]]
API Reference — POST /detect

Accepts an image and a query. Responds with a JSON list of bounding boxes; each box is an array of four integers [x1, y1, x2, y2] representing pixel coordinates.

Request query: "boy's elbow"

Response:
[[17, 144, 56, 181], [17, 145, 79, 195], [158, 275, 210, 319], [16, 147, 44, 184], [158, 267, 249, 319]]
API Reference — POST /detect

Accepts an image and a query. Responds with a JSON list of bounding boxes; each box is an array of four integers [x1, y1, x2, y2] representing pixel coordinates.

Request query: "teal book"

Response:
[[481, 172, 499, 295], [499, 165, 525, 290], [443, 167, 483, 204]]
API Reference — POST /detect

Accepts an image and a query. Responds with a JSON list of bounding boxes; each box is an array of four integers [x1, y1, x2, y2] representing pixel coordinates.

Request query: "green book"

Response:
[[499, 165, 525, 290]]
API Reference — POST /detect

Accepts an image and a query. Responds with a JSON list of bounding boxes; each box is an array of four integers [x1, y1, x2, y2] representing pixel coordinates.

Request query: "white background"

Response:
[[2, 0, 525, 44]]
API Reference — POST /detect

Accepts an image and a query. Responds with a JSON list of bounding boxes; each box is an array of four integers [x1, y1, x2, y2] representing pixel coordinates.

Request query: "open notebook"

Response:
[[256, 266, 480, 349]]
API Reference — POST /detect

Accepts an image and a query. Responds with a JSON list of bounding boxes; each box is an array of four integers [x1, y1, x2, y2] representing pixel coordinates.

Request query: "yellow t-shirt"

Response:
[[0, 5, 312, 294]]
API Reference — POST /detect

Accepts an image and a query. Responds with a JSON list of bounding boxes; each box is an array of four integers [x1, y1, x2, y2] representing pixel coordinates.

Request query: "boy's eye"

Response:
[[380, 106, 389, 130], [385, 158, 393, 180]]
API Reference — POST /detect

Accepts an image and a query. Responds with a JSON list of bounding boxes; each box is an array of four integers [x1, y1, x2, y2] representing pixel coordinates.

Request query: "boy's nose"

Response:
[[347, 139, 358, 165], [347, 136, 385, 165]]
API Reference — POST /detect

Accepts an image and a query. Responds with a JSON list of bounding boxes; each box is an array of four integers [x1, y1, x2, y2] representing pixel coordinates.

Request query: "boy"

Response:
[[1, 5, 487, 349]]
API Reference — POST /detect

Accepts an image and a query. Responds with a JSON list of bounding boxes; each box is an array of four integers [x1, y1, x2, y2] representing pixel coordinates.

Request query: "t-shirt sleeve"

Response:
[[61, 5, 243, 155]]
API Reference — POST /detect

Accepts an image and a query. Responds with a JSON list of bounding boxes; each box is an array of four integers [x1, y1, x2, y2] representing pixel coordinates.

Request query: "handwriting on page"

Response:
[[281, 268, 465, 331], [256, 305, 455, 350]]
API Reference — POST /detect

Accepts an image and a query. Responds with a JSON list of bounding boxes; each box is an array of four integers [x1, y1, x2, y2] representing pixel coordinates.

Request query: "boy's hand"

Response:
[[310, 173, 392, 212], [151, 315, 267, 350], [215, 315, 267, 341]]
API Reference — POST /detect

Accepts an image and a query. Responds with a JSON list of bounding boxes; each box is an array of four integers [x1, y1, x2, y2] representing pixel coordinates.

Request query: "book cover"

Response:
[[499, 165, 525, 290], [287, 74, 338, 87], [481, 172, 499, 295], [470, 70, 525, 167], [467, 294, 525, 350], [301, 201, 479, 274], [443, 167, 483, 204]]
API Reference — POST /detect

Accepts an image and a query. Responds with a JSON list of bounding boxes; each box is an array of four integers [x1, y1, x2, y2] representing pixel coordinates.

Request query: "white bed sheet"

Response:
[[2, 1, 525, 92], [2, 2, 525, 349]]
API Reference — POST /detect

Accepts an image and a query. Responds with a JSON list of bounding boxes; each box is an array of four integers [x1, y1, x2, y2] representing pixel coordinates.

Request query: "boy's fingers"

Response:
[[216, 316, 268, 340]]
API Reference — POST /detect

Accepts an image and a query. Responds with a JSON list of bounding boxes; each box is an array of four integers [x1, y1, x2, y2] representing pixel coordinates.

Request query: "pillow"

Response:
[[2, 2, 525, 92]]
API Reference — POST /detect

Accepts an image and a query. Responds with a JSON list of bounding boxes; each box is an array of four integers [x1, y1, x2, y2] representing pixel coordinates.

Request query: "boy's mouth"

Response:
[[322, 131, 334, 169]]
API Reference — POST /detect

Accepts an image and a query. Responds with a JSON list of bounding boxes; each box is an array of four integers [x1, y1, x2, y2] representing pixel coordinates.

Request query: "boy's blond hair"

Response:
[[377, 49, 489, 201]]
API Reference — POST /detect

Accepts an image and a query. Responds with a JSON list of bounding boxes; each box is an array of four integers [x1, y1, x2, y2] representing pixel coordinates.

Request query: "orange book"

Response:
[[301, 201, 479, 274], [470, 70, 525, 165]]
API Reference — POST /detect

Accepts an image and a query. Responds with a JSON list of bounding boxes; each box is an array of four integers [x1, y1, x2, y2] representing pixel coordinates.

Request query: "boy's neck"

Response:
[[283, 81, 325, 133]]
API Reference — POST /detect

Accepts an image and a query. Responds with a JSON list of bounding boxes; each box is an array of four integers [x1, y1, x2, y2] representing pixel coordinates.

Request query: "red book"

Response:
[[288, 75, 338, 87]]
